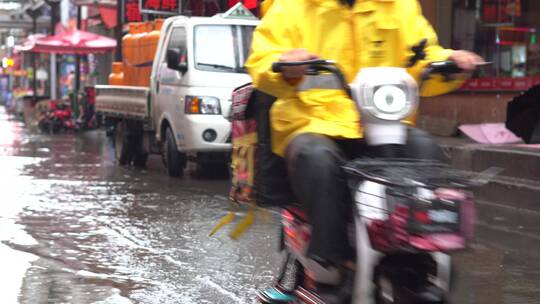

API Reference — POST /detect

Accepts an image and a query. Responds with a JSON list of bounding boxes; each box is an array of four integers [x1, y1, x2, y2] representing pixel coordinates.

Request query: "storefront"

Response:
[[179, 0, 258, 17], [418, 0, 540, 134]]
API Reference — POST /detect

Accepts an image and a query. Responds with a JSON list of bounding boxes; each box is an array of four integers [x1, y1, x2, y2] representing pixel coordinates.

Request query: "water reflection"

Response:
[[1, 105, 539, 303], [0, 106, 281, 303]]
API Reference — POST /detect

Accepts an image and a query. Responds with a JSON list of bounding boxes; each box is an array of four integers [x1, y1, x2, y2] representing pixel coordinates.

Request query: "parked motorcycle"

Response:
[[37, 101, 76, 134], [256, 59, 487, 304]]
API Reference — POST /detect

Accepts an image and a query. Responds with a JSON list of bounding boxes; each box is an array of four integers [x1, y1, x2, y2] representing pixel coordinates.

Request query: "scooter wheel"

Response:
[[375, 271, 446, 304], [256, 286, 296, 304], [375, 273, 397, 304]]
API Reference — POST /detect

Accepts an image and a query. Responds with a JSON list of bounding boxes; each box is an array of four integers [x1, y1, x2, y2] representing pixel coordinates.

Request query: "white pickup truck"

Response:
[[95, 6, 259, 176]]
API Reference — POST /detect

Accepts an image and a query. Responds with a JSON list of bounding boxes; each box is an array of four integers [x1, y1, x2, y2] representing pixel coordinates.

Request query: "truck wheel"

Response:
[[114, 121, 132, 166], [133, 152, 148, 168], [132, 131, 149, 168], [164, 127, 186, 177]]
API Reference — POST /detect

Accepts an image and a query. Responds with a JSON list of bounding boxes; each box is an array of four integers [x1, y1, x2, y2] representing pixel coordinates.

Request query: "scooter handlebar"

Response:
[[271, 59, 334, 73], [270, 59, 490, 98], [422, 60, 492, 81], [271, 60, 353, 98]]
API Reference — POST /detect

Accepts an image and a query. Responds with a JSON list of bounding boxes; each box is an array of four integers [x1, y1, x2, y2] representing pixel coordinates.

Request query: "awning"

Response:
[[98, 6, 117, 29], [15, 34, 47, 54], [22, 29, 116, 55]]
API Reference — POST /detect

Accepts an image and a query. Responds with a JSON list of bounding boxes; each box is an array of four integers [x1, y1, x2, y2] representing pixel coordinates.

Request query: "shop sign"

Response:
[[478, 78, 495, 89], [496, 27, 536, 46], [513, 78, 533, 90], [228, 0, 258, 10], [496, 78, 514, 89], [12, 70, 27, 77], [463, 78, 479, 90], [462, 76, 540, 91], [26, 67, 34, 80], [482, 0, 521, 24], [139, 0, 180, 15], [125, 0, 142, 22], [1, 57, 14, 68], [36, 69, 48, 81]]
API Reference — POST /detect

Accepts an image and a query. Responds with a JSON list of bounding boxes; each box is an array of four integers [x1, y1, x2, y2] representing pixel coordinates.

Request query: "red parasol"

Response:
[[15, 34, 46, 53], [23, 29, 116, 55]]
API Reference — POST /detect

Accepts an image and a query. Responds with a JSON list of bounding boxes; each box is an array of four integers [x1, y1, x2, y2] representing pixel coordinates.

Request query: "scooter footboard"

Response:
[[354, 216, 383, 304]]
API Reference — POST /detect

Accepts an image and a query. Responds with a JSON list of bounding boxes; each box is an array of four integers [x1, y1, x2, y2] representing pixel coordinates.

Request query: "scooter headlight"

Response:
[[373, 85, 408, 114], [368, 85, 412, 120], [351, 67, 419, 122]]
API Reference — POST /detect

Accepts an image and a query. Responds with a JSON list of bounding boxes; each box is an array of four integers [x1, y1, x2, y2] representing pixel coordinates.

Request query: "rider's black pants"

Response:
[[285, 128, 444, 266]]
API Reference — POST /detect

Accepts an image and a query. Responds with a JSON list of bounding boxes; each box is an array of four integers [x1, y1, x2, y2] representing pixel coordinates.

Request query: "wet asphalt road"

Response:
[[0, 106, 539, 304]]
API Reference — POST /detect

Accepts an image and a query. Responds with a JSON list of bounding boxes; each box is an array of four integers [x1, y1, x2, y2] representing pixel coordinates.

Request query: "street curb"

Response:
[[441, 143, 540, 181], [440, 141, 540, 213]]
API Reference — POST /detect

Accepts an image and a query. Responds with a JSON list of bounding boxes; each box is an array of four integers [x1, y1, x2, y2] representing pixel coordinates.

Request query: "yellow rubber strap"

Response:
[[208, 212, 236, 237], [229, 208, 255, 240]]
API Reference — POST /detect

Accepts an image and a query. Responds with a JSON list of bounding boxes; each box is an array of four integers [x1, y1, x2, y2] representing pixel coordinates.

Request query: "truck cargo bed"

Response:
[[95, 85, 149, 120]]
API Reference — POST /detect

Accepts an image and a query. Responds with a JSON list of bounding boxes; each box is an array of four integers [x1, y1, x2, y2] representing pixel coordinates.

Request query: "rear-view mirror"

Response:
[[166, 49, 188, 74]]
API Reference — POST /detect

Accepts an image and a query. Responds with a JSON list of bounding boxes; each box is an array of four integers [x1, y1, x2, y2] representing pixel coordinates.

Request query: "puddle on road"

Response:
[[0, 243, 37, 304], [1, 106, 539, 304], [0, 107, 281, 303]]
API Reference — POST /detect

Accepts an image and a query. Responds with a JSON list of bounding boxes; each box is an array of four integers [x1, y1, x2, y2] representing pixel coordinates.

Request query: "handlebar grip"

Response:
[[271, 62, 283, 73], [422, 61, 463, 82], [429, 61, 463, 75], [271, 60, 334, 73]]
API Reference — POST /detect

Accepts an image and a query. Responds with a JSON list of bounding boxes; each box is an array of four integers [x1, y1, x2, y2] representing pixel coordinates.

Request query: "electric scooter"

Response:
[[257, 58, 484, 304]]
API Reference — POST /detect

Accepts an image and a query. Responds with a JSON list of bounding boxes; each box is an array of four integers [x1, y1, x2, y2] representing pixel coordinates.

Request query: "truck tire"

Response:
[[114, 121, 132, 166], [164, 127, 186, 177], [133, 132, 149, 168]]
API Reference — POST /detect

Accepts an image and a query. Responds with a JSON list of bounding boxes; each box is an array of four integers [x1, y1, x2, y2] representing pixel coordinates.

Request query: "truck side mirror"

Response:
[[166, 49, 188, 74]]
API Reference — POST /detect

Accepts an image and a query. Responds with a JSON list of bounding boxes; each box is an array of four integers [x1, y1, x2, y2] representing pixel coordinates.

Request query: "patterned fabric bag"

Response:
[[229, 83, 294, 207], [229, 83, 258, 203], [211, 84, 294, 239]]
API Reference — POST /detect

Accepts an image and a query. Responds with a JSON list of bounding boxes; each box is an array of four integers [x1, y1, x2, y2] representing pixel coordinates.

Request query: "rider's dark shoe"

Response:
[[257, 285, 296, 304], [334, 268, 354, 304], [299, 269, 355, 304]]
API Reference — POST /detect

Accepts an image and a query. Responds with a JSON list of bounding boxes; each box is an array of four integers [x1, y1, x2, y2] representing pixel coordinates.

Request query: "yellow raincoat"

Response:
[[245, 0, 463, 157]]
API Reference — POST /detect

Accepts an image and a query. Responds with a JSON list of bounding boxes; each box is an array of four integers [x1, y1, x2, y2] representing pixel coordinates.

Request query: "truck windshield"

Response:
[[194, 24, 255, 73]]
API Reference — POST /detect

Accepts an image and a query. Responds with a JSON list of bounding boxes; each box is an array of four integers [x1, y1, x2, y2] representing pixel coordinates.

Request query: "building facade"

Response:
[[121, 0, 539, 133], [418, 0, 540, 134]]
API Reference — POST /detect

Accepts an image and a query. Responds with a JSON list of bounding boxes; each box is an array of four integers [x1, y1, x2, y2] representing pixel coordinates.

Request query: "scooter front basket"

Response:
[[344, 159, 476, 252]]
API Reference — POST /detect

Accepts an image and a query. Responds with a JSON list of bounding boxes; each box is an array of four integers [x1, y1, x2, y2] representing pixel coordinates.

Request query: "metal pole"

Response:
[[26, 6, 42, 102], [47, 1, 60, 35], [48, 0, 60, 100], [115, 0, 123, 61], [32, 17, 38, 102], [51, 54, 57, 100], [75, 6, 82, 94]]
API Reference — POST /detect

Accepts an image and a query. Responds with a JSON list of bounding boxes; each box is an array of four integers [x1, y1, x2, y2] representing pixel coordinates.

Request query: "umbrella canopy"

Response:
[[23, 29, 116, 55], [14, 34, 46, 54], [505, 85, 540, 144]]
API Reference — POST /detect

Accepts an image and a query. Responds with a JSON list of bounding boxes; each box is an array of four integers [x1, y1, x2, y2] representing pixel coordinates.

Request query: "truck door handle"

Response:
[[156, 81, 160, 93]]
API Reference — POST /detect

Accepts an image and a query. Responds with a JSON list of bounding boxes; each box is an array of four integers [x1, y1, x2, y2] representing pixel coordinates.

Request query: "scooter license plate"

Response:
[[408, 199, 461, 234]]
